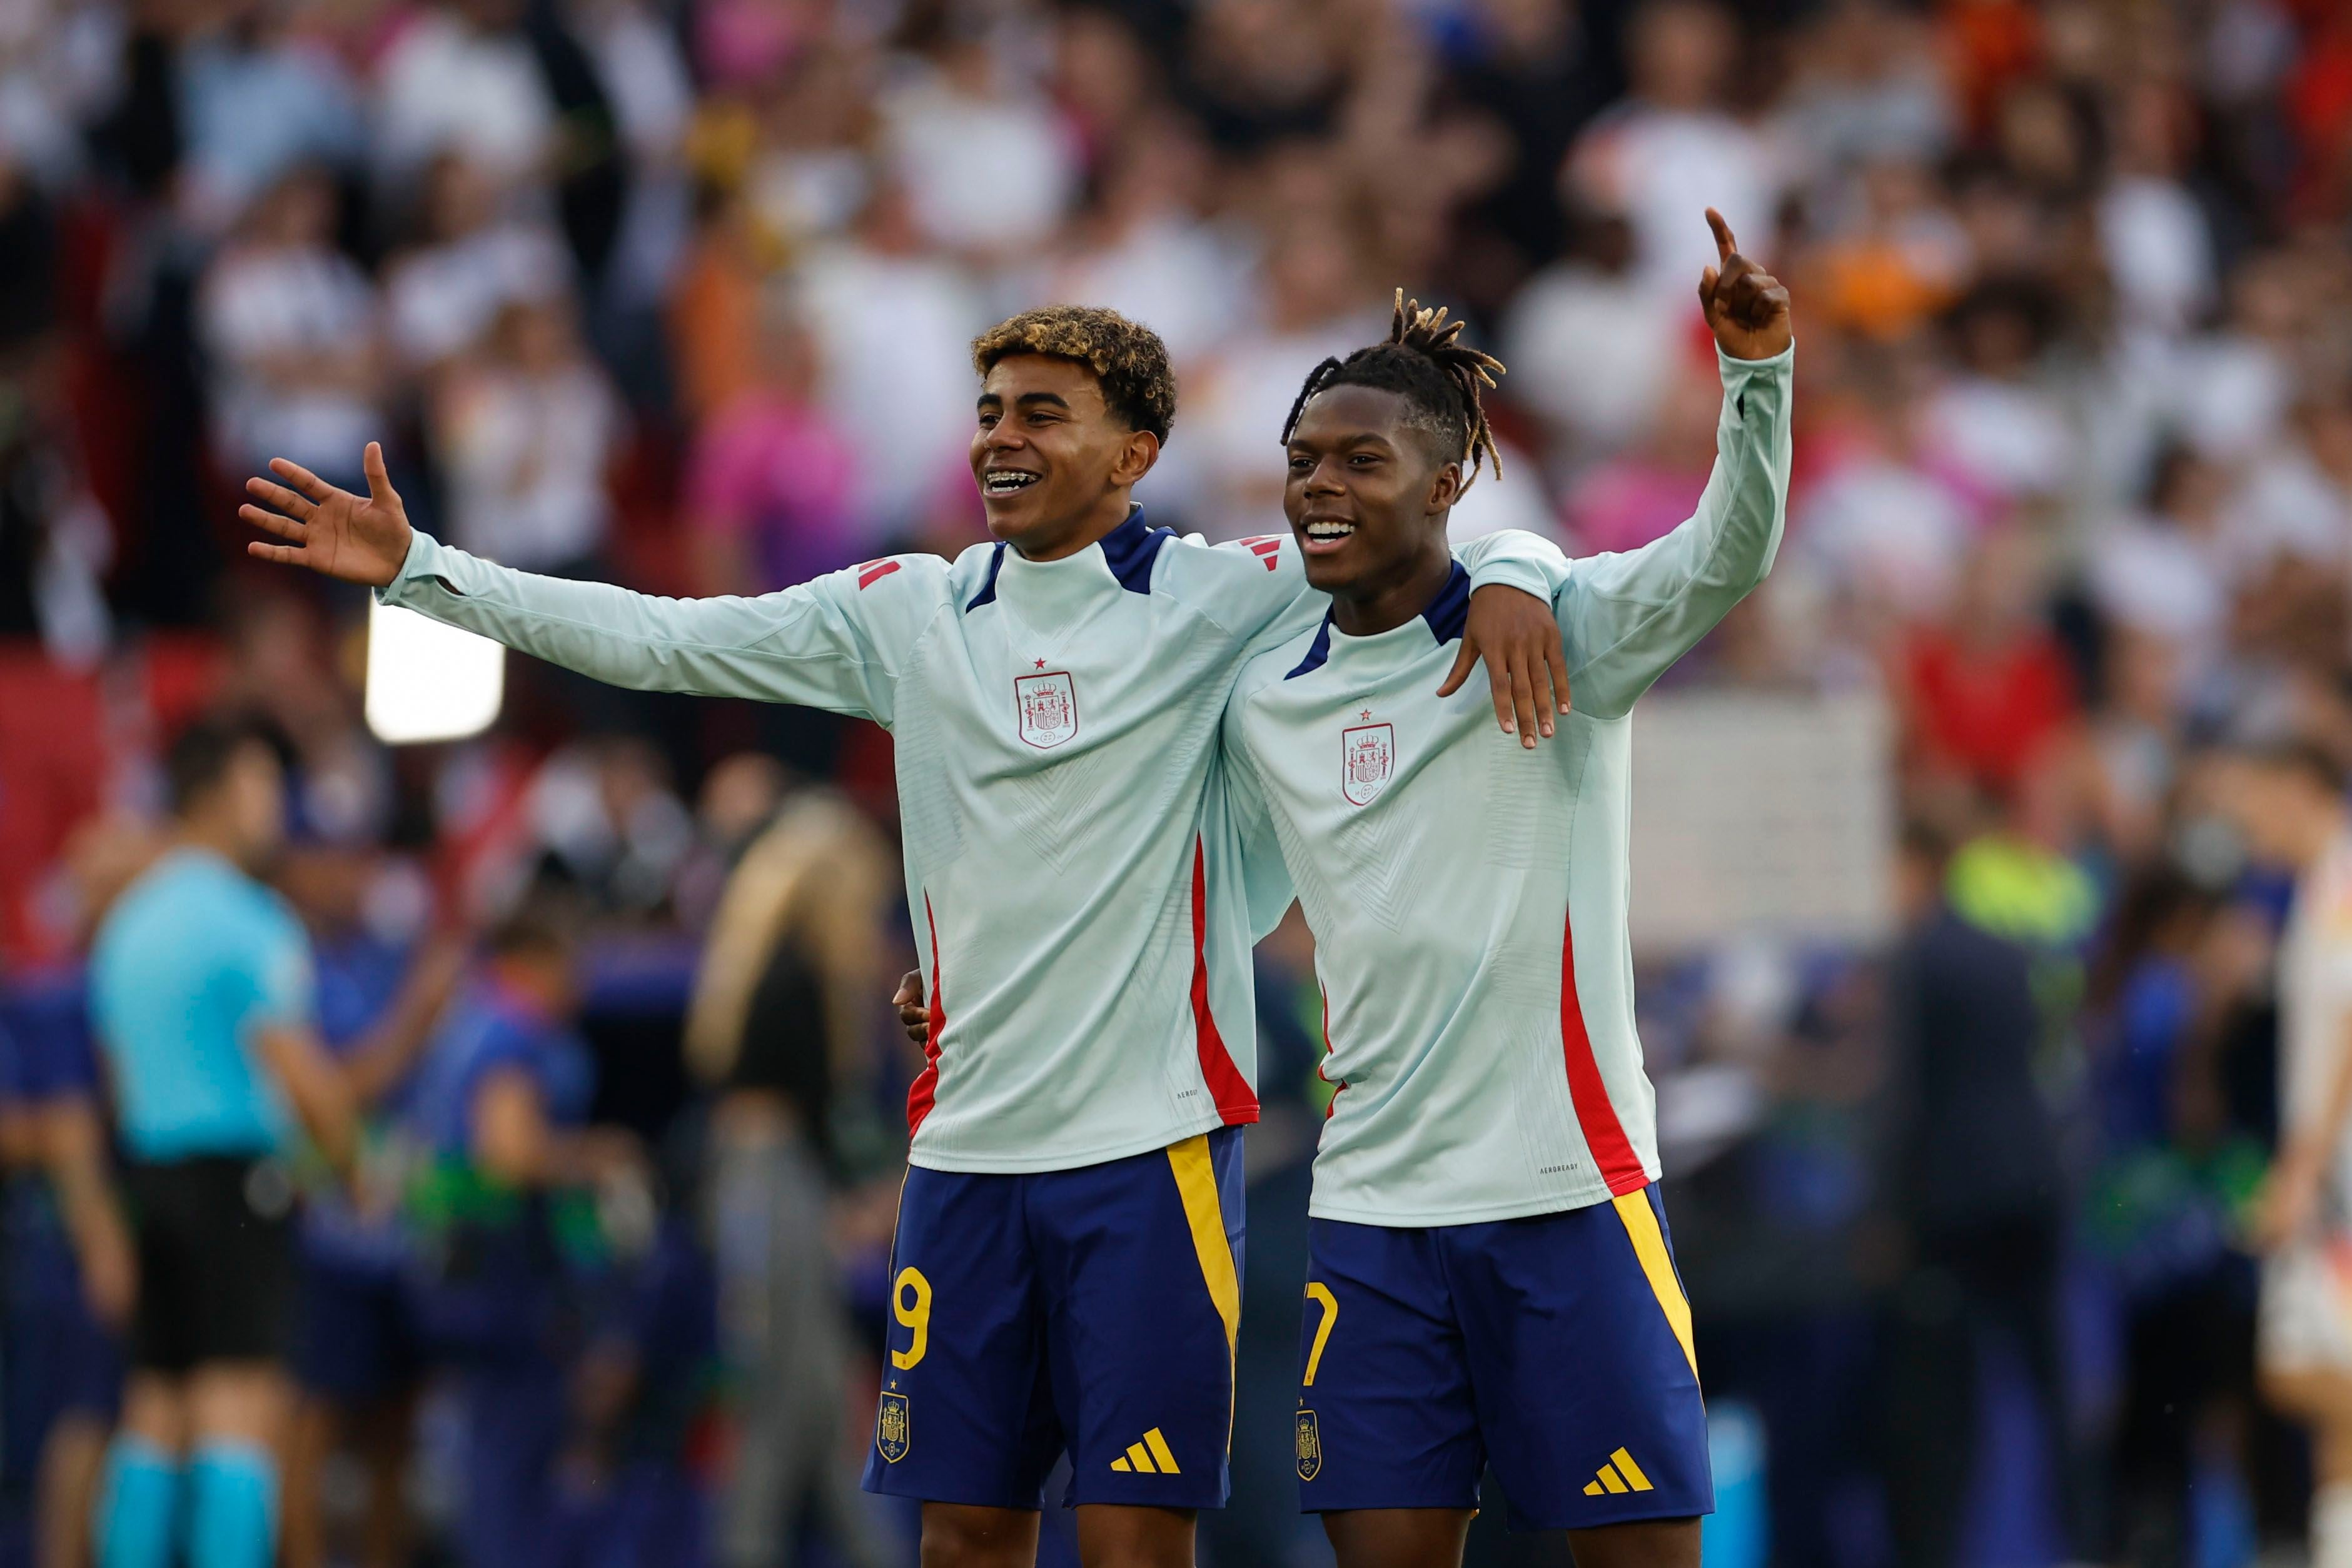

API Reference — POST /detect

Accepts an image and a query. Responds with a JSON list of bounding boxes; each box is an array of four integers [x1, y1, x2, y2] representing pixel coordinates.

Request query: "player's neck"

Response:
[[1011, 492, 1134, 563], [176, 816, 250, 872], [1330, 540, 1455, 638]]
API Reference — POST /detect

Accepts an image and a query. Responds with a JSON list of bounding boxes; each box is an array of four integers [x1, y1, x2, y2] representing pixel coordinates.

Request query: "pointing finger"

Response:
[[1705, 207, 1737, 263]]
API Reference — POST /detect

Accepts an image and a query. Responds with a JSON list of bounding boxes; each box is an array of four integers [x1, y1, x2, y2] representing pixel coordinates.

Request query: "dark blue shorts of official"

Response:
[[1295, 1184, 1711, 1531], [862, 1128, 1243, 1511]]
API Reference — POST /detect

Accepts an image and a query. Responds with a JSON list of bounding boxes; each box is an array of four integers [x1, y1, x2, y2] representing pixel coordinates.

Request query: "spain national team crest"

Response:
[[1341, 723, 1394, 807], [1295, 1408, 1322, 1480], [876, 1391, 911, 1463], [1014, 670, 1079, 750]]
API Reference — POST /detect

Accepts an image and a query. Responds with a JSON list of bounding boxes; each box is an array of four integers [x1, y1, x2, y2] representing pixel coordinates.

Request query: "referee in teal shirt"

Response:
[[89, 718, 359, 1568]]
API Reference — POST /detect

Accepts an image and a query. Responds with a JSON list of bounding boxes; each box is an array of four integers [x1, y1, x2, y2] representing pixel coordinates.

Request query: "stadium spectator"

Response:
[[431, 296, 623, 575], [198, 164, 386, 488], [684, 787, 896, 1568], [395, 892, 644, 1568]]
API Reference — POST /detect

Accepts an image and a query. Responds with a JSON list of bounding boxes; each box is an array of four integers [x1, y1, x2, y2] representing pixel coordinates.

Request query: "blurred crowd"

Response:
[[4, 0, 2352, 1565]]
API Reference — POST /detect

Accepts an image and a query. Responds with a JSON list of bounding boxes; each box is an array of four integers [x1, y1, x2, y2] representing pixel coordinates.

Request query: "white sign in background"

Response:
[[365, 600, 506, 746], [1627, 689, 1897, 954]]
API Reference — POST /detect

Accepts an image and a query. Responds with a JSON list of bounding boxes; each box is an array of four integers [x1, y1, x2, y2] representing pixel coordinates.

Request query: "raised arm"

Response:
[[1558, 211, 1794, 721], [243, 444, 944, 726]]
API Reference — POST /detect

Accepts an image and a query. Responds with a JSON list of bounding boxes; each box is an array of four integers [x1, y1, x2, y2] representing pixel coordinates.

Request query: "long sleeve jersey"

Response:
[[1223, 346, 1794, 1225], [378, 510, 1567, 1172]]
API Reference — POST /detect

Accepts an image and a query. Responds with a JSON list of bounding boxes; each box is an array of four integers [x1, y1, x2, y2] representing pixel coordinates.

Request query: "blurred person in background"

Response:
[[794, 178, 991, 544], [198, 164, 386, 492], [2218, 741, 2352, 1568], [174, 1, 363, 238], [383, 151, 573, 384], [1877, 816, 2078, 1568], [2083, 863, 2276, 1566], [880, 12, 1079, 269], [275, 850, 464, 1568], [1502, 203, 1686, 485], [371, 0, 556, 199], [1894, 526, 2077, 809], [685, 785, 895, 1568], [84, 717, 385, 1568], [432, 296, 622, 577], [1565, 0, 1785, 303], [0, 982, 131, 1568], [681, 295, 859, 600], [395, 890, 642, 1568]]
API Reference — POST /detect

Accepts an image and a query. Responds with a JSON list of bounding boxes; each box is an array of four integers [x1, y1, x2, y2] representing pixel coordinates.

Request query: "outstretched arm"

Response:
[[1558, 210, 1794, 720], [243, 443, 939, 726]]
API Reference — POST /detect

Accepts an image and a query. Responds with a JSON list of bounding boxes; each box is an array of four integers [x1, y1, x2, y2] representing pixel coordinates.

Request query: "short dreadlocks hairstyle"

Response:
[[1279, 290, 1506, 492], [971, 305, 1177, 443]]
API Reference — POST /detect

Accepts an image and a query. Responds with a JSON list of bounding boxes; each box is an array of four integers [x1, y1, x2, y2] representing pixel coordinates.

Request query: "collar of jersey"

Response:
[[1286, 561, 1470, 679], [966, 506, 1166, 612]]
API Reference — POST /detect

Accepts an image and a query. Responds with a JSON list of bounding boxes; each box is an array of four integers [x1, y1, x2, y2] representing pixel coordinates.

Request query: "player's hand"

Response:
[[2251, 1143, 2324, 1254], [76, 1210, 136, 1330], [894, 970, 929, 1045], [1697, 209, 1792, 362], [241, 441, 415, 589], [1442, 586, 1571, 748]]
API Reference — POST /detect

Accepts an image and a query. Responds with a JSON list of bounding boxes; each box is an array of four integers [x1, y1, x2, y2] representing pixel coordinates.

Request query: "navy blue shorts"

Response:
[[861, 1128, 1244, 1511], [1295, 1185, 1711, 1531], [293, 1253, 423, 1406]]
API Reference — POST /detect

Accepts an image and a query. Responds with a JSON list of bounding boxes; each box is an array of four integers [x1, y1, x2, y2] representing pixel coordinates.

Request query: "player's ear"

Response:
[[1425, 460, 1462, 517], [1114, 428, 1161, 488]]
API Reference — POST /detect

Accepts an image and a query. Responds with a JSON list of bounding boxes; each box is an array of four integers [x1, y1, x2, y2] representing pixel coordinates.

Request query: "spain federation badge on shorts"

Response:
[[1295, 1407, 1321, 1480], [876, 1390, 911, 1463]]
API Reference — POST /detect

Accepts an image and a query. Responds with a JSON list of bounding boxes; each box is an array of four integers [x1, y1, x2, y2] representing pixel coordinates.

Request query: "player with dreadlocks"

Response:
[[240, 300, 1579, 1568], [1221, 209, 1794, 1567]]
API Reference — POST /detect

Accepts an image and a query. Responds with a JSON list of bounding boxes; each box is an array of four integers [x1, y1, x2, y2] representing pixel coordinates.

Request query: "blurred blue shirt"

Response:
[[403, 981, 594, 1162], [89, 847, 312, 1161]]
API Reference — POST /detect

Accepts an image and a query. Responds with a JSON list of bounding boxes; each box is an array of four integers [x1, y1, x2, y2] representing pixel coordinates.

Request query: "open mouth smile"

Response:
[[983, 470, 1042, 496], [1299, 517, 1356, 552]]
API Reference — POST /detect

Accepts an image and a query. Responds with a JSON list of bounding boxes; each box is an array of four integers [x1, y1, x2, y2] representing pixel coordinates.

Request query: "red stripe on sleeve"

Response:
[[1189, 838, 1259, 1125], [1315, 986, 1345, 1119], [904, 893, 944, 1135], [858, 560, 902, 590], [1559, 911, 1648, 1194]]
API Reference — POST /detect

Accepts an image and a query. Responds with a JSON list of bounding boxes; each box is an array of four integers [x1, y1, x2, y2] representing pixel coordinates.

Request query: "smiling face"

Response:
[[971, 353, 1160, 560], [1284, 383, 1461, 603]]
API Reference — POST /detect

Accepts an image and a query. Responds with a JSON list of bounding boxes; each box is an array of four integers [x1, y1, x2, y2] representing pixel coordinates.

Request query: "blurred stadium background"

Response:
[[0, 0, 2346, 1564]]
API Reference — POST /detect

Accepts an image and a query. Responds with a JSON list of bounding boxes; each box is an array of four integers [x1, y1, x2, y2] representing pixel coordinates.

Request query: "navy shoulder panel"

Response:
[[1420, 562, 1471, 643], [964, 544, 1007, 612], [1284, 613, 1336, 680]]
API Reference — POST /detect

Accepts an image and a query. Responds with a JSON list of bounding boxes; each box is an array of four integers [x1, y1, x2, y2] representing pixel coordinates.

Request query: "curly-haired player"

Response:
[[240, 301, 1576, 1568], [1222, 211, 1793, 1568]]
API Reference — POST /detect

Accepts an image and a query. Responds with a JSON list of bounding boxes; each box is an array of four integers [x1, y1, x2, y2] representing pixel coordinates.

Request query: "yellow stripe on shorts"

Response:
[[1610, 1189, 1698, 1379], [1167, 1134, 1241, 1433], [1302, 1282, 1339, 1387]]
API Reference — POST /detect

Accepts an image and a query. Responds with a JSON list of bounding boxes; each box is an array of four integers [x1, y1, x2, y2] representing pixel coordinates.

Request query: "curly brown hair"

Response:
[[971, 305, 1178, 443]]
